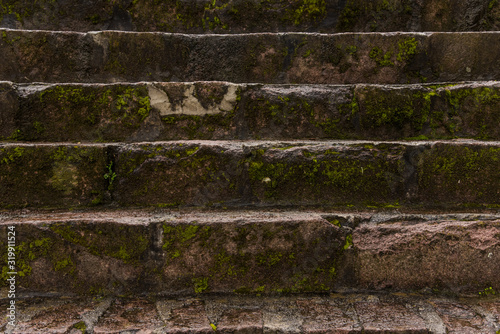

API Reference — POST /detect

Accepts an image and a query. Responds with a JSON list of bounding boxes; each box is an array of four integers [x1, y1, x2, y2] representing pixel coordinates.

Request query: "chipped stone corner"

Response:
[[147, 83, 239, 116]]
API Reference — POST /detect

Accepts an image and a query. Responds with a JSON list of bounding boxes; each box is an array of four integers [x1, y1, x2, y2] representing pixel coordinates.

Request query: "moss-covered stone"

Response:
[[0, 221, 154, 296], [418, 144, 500, 208], [0, 144, 108, 208], [1, 30, 499, 84], [243, 144, 407, 206], [159, 215, 348, 294], [113, 143, 241, 207], [4, 82, 500, 142], [1, 142, 499, 210], [50, 222, 149, 265], [0, 213, 355, 296], [3, 0, 499, 33]]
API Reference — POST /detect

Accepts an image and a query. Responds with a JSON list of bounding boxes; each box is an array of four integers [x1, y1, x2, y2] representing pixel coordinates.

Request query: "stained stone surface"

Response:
[[0, 211, 499, 297], [2, 82, 500, 142], [1, 0, 499, 33], [0, 141, 499, 209], [1, 30, 500, 84]]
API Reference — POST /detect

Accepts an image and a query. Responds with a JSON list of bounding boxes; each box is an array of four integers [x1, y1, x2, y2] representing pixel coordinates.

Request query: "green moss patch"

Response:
[[25, 85, 151, 142], [243, 144, 406, 206], [161, 219, 348, 294], [0, 145, 107, 208], [418, 145, 500, 207], [50, 222, 150, 265]]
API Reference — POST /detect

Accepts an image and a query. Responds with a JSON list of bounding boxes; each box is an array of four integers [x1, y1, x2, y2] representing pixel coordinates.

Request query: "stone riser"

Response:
[[0, 141, 499, 209], [2, 81, 500, 142], [1, 212, 499, 297], [1, 0, 499, 34], [1, 30, 499, 84]]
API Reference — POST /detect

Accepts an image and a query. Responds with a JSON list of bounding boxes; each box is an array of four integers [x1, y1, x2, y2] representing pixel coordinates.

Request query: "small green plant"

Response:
[[397, 37, 418, 62], [343, 234, 353, 250], [369, 47, 393, 67], [73, 321, 86, 333], [104, 162, 116, 189], [193, 277, 209, 293], [479, 286, 496, 297]]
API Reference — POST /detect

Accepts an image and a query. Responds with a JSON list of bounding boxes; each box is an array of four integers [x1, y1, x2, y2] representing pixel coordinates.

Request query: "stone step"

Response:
[[0, 141, 499, 210], [2, 81, 500, 142], [1, 0, 499, 34], [2, 293, 500, 333], [1, 211, 499, 298], [1, 30, 500, 84]]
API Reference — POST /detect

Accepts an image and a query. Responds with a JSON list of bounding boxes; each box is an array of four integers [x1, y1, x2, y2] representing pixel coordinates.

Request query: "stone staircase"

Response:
[[1, 0, 500, 333]]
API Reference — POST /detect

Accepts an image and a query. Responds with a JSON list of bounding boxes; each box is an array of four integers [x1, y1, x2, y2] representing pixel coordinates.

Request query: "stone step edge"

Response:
[[6, 27, 500, 36], [2, 292, 500, 333], [3, 209, 499, 225], [2, 139, 500, 146], [5, 79, 499, 87]]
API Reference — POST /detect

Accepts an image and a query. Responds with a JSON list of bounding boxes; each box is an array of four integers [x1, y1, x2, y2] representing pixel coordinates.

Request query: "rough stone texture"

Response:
[[2, 294, 500, 333], [0, 141, 499, 209], [417, 143, 500, 208], [3, 297, 111, 334], [430, 300, 493, 333], [112, 141, 500, 209], [0, 144, 108, 208], [1, 211, 500, 297], [93, 299, 163, 334], [354, 298, 429, 333], [1, 0, 499, 33], [158, 299, 213, 333], [3, 82, 500, 142], [353, 220, 500, 294], [0, 82, 17, 140], [0, 219, 154, 296], [203, 297, 262, 333], [1, 0, 499, 332], [1, 30, 500, 84], [111, 140, 406, 208], [297, 297, 358, 333], [0, 211, 349, 296]]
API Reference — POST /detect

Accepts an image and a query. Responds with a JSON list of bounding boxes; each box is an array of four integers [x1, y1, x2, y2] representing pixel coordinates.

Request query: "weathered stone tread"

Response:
[[1, 0, 499, 34], [2, 81, 500, 142], [2, 293, 500, 333], [1, 30, 500, 84]]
